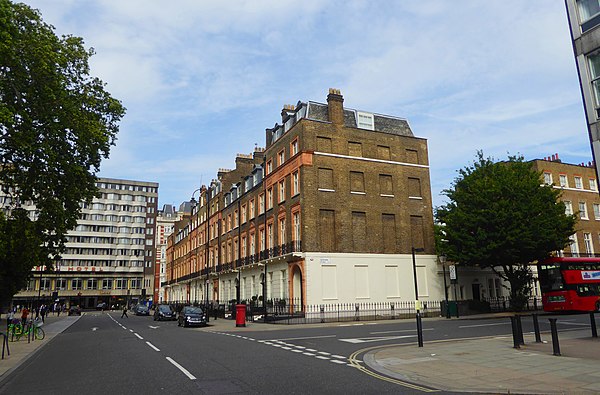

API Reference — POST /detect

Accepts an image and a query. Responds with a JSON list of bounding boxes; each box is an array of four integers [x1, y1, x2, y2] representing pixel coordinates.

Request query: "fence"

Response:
[[483, 296, 542, 313]]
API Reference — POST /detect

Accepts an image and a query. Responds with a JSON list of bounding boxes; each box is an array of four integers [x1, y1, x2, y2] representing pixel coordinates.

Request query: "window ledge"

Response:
[[409, 196, 423, 200], [351, 191, 366, 195], [318, 188, 336, 192], [380, 194, 394, 198]]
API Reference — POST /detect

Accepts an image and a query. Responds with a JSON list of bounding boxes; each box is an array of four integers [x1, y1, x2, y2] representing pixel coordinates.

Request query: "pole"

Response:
[[453, 281, 459, 318], [442, 261, 450, 319], [412, 247, 424, 347]]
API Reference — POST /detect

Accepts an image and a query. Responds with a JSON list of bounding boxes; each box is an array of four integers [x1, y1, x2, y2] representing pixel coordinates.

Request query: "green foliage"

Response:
[[0, 0, 125, 305], [436, 152, 576, 310]]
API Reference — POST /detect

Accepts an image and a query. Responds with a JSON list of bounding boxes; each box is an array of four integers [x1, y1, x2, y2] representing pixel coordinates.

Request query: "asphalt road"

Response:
[[0, 311, 592, 394]]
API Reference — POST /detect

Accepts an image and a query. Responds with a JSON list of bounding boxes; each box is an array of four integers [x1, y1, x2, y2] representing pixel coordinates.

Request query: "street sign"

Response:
[[449, 265, 457, 280]]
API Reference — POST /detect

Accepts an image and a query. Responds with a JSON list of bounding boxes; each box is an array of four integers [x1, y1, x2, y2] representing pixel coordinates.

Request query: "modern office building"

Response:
[[11, 178, 158, 308], [163, 89, 442, 308], [566, 0, 600, 181]]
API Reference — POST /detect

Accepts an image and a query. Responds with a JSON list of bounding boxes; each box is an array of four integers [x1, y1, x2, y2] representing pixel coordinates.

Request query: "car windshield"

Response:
[[184, 307, 203, 314], [158, 306, 171, 312], [138, 306, 148, 310]]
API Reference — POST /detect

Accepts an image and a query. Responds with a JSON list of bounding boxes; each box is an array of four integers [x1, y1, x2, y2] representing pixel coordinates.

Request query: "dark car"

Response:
[[178, 306, 207, 327], [68, 305, 81, 316], [133, 304, 150, 316], [96, 302, 107, 311], [153, 304, 176, 321]]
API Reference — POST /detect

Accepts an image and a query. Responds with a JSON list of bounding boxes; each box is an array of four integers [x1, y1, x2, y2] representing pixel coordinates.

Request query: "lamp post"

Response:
[[440, 255, 450, 319], [412, 247, 425, 347], [205, 279, 210, 323]]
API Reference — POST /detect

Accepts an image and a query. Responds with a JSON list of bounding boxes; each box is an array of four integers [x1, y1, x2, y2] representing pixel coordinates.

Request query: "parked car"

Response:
[[153, 304, 176, 321], [178, 306, 207, 327], [133, 304, 149, 316], [68, 305, 81, 316]]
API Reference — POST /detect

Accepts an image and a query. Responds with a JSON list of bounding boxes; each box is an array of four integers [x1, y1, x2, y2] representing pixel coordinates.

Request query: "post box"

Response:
[[235, 304, 246, 327]]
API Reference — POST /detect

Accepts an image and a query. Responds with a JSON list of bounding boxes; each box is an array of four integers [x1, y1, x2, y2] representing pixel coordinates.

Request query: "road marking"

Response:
[[371, 328, 434, 335], [269, 335, 336, 341], [340, 335, 417, 344], [331, 355, 346, 359], [303, 352, 316, 356], [280, 347, 292, 350], [558, 322, 589, 326], [149, 325, 159, 329], [134, 333, 143, 340], [91, 327, 98, 331], [316, 356, 330, 360], [291, 349, 303, 353], [146, 342, 160, 352], [166, 357, 197, 380], [331, 360, 346, 364], [129, 329, 134, 332], [305, 348, 317, 352], [317, 351, 330, 355], [458, 322, 511, 328]]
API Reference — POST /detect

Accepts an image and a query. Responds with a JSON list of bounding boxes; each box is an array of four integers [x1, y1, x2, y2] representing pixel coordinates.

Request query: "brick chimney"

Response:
[[327, 88, 344, 125]]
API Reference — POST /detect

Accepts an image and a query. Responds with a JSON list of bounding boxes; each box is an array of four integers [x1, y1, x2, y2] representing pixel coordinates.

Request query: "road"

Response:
[[0, 311, 592, 394]]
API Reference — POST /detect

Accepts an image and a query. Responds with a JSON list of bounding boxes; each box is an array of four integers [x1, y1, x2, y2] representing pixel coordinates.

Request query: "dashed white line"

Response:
[[331, 360, 346, 364], [331, 355, 346, 359], [134, 333, 144, 340], [129, 329, 134, 332], [146, 341, 160, 352], [303, 353, 316, 356], [316, 356, 330, 360], [305, 348, 317, 352], [291, 349, 303, 353], [166, 357, 197, 380], [317, 351, 331, 355]]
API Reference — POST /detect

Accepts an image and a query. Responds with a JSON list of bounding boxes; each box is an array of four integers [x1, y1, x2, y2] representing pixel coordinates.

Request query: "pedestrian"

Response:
[[121, 305, 128, 318], [40, 304, 46, 323], [21, 306, 29, 325]]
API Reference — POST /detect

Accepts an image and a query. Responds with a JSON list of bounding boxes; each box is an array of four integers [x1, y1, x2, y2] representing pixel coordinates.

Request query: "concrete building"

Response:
[[154, 204, 180, 303], [164, 89, 442, 309], [11, 178, 158, 309], [566, 0, 600, 181]]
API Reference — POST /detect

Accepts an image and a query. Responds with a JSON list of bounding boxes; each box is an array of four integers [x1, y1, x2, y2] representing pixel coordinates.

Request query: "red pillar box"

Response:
[[235, 304, 246, 327]]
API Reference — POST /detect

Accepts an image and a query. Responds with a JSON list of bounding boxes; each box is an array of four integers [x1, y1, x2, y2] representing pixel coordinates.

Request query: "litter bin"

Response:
[[235, 304, 246, 327]]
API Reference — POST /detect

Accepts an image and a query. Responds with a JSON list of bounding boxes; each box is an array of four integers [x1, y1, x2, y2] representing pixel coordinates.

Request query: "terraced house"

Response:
[[163, 89, 442, 312]]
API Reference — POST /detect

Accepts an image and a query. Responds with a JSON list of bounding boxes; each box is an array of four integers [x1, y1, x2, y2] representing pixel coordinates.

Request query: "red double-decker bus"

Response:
[[538, 257, 600, 312]]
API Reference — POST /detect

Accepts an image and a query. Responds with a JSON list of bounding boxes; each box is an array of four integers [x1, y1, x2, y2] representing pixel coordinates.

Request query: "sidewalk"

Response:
[[0, 313, 81, 382], [365, 329, 600, 394]]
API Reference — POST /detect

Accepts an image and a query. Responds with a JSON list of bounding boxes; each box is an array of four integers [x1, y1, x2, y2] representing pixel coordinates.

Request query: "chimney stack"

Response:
[[327, 88, 344, 126]]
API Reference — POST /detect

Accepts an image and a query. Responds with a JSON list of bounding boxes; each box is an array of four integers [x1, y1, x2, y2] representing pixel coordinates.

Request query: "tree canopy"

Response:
[[0, 0, 125, 306], [435, 152, 577, 309]]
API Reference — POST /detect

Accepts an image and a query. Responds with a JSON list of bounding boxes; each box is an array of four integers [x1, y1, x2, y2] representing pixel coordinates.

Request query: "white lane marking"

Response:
[[339, 335, 416, 344], [305, 348, 317, 352], [331, 360, 346, 364], [316, 356, 330, 360], [331, 355, 346, 359], [129, 329, 134, 332], [91, 327, 98, 331], [134, 333, 144, 340], [291, 349, 303, 353], [280, 347, 292, 350], [458, 322, 511, 329], [149, 325, 159, 329], [122, 327, 127, 330], [146, 342, 160, 352], [371, 328, 434, 335], [317, 351, 330, 355], [294, 346, 306, 349], [166, 357, 197, 380], [303, 353, 316, 356], [269, 335, 336, 341]]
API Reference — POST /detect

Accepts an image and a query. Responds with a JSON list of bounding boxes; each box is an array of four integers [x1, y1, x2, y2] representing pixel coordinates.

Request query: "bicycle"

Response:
[[23, 319, 45, 340], [7, 319, 23, 342]]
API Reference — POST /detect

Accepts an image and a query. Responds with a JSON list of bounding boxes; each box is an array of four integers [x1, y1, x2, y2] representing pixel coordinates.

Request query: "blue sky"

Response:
[[21, 1, 590, 209]]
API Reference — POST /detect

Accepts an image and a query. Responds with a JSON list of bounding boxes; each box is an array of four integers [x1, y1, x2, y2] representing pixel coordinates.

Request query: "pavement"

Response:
[[1, 312, 599, 394]]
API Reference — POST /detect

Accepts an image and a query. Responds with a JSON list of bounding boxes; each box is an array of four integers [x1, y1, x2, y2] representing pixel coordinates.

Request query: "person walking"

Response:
[[121, 305, 128, 318], [20, 306, 29, 325]]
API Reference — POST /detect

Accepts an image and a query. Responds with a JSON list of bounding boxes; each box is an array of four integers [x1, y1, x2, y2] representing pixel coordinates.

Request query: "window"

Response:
[[356, 111, 374, 130], [292, 211, 301, 243], [278, 150, 285, 166], [267, 188, 273, 210], [292, 171, 299, 196], [594, 203, 600, 219], [56, 278, 67, 290], [379, 174, 393, 196], [131, 278, 141, 289], [102, 279, 113, 290], [406, 149, 419, 164], [591, 179, 597, 191], [350, 171, 365, 194], [291, 139, 299, 156], [559, 174, 568, 188], [266, 160, 273, 175], [565, 200, 573, 215], [408, 177, 422, 198], [543, 172, 553, 185], [578, 0, 600, 23], [279, 218, 286, 246], [580, 201, 589, 219], [348, 142, 362, 157], [584, 233, 594, 255], [267, 223, 274, 249], [575, 176, 583, 189], [318, 168, 334, 191], [589, 52, 600, 108], [241, 205, 247, 224], [278, 180, 285, 203], [249, 199, 255, 219], [71, 279, 82, 290], [40, 278, 51, 290], [116, 278, 127, 290], [351, 211, 367, 252], [86, 278, 97, 290], [259, 194, 265, 214]]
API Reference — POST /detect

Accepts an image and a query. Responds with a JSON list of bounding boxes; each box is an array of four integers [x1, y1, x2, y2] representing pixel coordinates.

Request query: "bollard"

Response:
[[355, 304, 360, 321], [532, 313, 542, 343], [391, 303, 395, 320], [549, 318, 561, 356], [516, 315, 525, 345], [416, 312, 424, 347], [591, 312, 598, 338], [320, 305, 325, 324], [510, 316, 520, 349]]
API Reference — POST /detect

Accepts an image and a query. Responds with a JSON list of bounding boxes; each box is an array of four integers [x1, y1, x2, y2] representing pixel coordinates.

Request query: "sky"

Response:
[[19, 0, 591, 209]]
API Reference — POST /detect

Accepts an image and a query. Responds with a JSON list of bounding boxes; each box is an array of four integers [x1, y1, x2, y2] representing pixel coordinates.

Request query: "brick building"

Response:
[[154, 204, 181, 303], [164, 89, 442, 308]]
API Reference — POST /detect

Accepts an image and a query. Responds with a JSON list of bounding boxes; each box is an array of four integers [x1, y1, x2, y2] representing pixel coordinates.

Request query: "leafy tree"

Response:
[[0, 0, 125, 306], [436, 152, 576, 310]]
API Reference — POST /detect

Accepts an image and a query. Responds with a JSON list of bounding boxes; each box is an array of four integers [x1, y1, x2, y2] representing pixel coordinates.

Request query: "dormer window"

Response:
[[357, 111, 374, 130]]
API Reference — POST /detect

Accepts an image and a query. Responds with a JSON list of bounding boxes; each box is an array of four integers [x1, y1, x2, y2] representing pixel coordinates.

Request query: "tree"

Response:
[[435, 152, 576, 310], [0, 0, 125, 306]]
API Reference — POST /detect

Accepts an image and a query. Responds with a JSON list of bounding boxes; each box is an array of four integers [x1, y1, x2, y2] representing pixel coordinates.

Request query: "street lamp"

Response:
[[412, 247, 425, 347], [440, 255, 450, 319], [205, 279, 210, 323]]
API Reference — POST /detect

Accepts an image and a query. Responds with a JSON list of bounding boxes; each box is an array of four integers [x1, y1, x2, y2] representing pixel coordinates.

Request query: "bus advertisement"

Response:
[[537, 257, 600, 312]]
